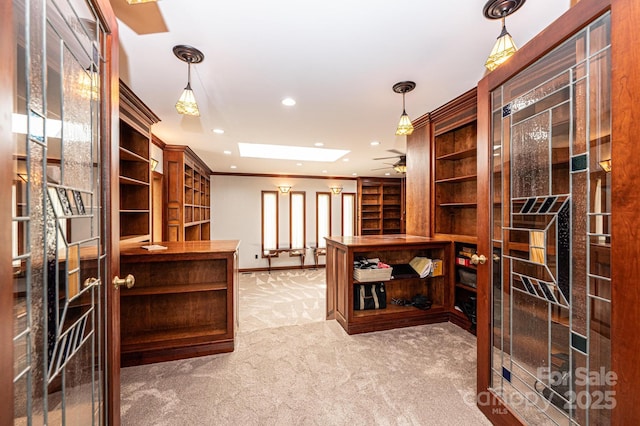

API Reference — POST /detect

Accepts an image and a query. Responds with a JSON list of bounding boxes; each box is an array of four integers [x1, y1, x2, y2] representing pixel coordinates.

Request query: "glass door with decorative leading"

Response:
[[487, 12, 612, 426], [11, 0, 112, 423]]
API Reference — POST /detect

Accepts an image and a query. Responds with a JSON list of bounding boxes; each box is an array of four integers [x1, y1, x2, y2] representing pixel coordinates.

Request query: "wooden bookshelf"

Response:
[[164, 145, 212, 241], [118, 81, 160, 244], [120, 240, 239, 366], [428, 89, 479, 334], [325, 235, 450, 335], [357, 177, 405, 235]]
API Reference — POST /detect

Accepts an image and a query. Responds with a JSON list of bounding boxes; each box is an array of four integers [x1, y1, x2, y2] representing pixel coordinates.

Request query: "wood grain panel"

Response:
[[610, 0, 640, 423], [406, 122, 431, 236], [0, 0, 14, 421]]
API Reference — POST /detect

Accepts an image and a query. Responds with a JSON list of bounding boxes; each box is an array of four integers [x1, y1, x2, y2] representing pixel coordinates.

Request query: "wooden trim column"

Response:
[[405, 113, 431, 236], [94, 0, 121, 424], [0, 0, 15, 423], [610, 0, 640, 422]]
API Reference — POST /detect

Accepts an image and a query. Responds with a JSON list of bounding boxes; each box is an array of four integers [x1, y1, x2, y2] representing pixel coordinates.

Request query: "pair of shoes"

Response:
[[391, 297, 411, 306]]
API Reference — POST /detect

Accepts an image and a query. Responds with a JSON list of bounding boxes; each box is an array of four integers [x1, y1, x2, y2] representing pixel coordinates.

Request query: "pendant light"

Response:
[[483, 0, 526, 71], [393, 81, 416, 136], [173, 45, 204, 116]]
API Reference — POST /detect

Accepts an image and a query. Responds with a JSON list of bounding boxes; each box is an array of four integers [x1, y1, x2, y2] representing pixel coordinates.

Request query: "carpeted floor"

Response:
[[120, 270, 491, 425]]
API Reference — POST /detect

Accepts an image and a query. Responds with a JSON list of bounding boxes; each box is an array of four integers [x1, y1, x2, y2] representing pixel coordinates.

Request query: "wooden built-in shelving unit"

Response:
[[119, 81, 160, 244], [430, 88, 478, 334], [120, 240, 239, 366], [357, 177, 405, 235], [325, 235, 450, 335], [164, 145, 212, 241]]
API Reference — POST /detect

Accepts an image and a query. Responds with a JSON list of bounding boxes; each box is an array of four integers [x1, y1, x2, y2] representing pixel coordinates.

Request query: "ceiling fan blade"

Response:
[[373, 155, 401, 160], [111, 0, 168, 35], [387, 149, 405, 155]]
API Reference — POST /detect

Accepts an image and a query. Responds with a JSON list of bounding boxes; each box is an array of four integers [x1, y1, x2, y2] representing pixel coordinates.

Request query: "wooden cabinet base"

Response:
[[449, 309, 476, 335], [326, 235, 452, 335], [122, 339, 234, 367], [338, 305, 450, 335], [120, 240, 239, 366]]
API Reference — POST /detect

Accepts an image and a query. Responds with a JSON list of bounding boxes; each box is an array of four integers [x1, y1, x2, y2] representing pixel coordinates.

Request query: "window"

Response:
[[262, 191, 278, 252], [341, 192, 355, 237], [316, 192, 331, 248], [290, 191, 306, 249]]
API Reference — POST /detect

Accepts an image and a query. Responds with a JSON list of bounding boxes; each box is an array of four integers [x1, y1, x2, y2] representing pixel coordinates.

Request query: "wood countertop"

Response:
[[325, 234, 450, 249], [120, 240, 240, 261]]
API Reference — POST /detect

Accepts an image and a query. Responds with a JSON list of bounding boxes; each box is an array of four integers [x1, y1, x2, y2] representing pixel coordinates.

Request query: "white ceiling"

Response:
[[114, 0, 570, 177]]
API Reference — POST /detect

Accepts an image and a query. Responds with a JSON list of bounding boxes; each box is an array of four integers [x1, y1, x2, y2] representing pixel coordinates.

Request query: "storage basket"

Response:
[[354, 268, 393, 282]]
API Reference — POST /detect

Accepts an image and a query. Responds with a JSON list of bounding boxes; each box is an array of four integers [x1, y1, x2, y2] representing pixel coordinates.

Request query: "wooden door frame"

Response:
[[95, 0, 122, 424], [1, 1, 120, 424], [0, 0, 16, 423], [477, 0, 640, 423]]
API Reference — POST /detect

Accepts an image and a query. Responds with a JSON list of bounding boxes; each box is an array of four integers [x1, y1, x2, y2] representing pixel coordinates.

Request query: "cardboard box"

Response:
[[456, 257, 471, 267]]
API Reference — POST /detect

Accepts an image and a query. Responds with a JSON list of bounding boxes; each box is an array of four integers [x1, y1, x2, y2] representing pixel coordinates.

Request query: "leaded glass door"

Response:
[[489, 12, 612, 425], [11, 0, 111, 423]]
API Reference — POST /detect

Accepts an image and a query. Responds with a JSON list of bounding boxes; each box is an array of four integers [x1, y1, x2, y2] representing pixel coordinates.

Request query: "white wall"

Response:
[[211, 175, 356, 269], [150, 144, 163, 174]]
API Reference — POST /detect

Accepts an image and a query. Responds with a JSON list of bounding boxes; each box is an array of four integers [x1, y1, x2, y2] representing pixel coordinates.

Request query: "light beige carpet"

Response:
[[238, 270, 327, 333], [120, 270, 491, 426]]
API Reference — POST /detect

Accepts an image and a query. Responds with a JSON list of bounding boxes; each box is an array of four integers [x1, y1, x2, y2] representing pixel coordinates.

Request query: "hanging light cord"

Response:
[[499, 13, 508, 37], [186, 61, 192, 89], [402, 91, 407, 115]]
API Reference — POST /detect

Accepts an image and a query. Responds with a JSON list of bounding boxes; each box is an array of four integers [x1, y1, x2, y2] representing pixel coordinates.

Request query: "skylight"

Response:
[[238, 143, 349, 162]]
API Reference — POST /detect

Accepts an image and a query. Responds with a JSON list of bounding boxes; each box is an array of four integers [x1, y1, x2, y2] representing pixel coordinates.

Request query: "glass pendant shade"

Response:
[[175, 82, 200, 116], [485, 23, 518, 71], [173, 46, 204, 116], [395, 111, 414, 136]]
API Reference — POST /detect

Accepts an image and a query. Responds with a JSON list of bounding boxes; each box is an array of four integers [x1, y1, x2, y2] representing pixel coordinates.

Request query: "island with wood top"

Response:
[[119, 240, 239, 366], [325, 235, 451, 335]]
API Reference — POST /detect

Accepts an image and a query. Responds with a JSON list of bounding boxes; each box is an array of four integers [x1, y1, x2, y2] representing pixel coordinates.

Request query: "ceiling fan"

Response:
[[110, 0, 168, 35], [372, 149, 407, 174]]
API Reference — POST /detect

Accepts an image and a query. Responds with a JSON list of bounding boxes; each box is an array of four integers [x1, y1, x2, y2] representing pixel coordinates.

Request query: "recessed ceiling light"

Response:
[[296, 163, 303, 166], [213, 128, 225, 134], [343, 158, 349, 162], [223, 150, 232, 155], [230, 165, 237, 169], [322, 170, 327, 173], [282, 98, 296, 106], [352, 173, 358, 176], [314, 142, 324, 147], [238, 142, 349, 162], [370, 141, 380, 146], [385, 172, 391, 176]]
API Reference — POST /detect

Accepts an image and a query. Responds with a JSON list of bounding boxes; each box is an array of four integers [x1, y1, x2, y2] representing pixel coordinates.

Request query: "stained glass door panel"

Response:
[[12, 0, 107, 423], [491, 13, 612, 426]]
